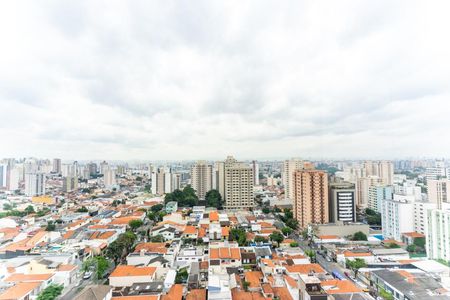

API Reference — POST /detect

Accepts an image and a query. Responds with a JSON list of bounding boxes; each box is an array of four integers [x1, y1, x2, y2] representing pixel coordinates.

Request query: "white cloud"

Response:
[[1, 0, 450, 160]]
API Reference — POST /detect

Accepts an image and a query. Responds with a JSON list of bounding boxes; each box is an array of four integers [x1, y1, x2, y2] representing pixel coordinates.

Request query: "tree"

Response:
[[151, 204, 164, 212], [285, 219, 299, 230], [262, 207, 271, 214], [305, 250, 316, 263], [82, 256, 110, 279], [128, 219, 144, 231], [346, 258, 367, 277], [175, 268, 188, 284], [37, 284, 63, 300], [290, 242, 299, 247], [45, 221, 56, 231], [414, 237, 425, 248], [406, 244, 417, 253], [205, 189, 223, 208], [254, 236, 268, 243], [379, 287, 394, 300], [150, 235, 164, 242], [281, 227, 293, 237], [229, 228, 247, 246], [3, 203, 13, 211], [24, 205, 35, 215], [387, 242, 400, 249], [269, 231, 284, 247], [243, 281, 250, 292], [77, 206, 88, 213], [283, 209, 294, 220], [352, 231, 368, 241]]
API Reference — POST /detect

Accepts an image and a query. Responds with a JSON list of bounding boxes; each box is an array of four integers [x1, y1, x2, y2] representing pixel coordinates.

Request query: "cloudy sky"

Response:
[[1, 1, 450, 161]]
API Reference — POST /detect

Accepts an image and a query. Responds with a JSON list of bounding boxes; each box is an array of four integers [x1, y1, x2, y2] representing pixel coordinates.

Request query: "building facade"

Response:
[[222, 156, 254, 210], [191, 161, 213, 200], [328, 181, 356, 223]]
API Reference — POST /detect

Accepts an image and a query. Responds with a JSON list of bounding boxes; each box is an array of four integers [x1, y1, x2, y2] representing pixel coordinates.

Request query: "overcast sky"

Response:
[[1, 1, 450, 161]]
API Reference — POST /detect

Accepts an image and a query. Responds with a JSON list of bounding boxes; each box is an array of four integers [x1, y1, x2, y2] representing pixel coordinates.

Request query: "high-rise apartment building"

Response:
[[428, 179, 450, 208], [52, 158, 61, 174], [222, 156, 254, 210], [191, 161, 213, 199], [104, 169, 116, 187], [329, 181, 356, 223], [426, 204, 450, 260], [87, 162, 97, 176], [357, 176, 383, 208], [368, 185, 393, 213], [251, 160, 260, 186], [0, 164, 7, 188], [381, 195, 414, 241], [414, 201, 437, 234], [293, 170, 329, 228], [363, 161, 394, 185], [282, 158, 304, 201], [63, 176, 79, 192], [25, 173, 45, 196], [100, 161, 109, 175]]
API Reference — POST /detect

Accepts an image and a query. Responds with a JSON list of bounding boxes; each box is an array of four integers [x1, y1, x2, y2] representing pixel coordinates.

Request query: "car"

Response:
[[83, 271, 93, 280]]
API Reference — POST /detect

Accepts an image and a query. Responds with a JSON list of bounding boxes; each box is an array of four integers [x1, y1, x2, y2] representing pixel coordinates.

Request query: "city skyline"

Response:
[[1, 1, 450, 160]]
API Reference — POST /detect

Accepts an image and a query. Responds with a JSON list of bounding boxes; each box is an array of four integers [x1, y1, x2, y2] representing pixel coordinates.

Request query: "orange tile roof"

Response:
[[210, 247, 241, 260], [402, 232, 425, 238], [273, 286, 293, 300], [186, 289, 206, 300], [318, 235, 340, 239], [183, 225, 197, 235], [321, 279, 362, 294], [343, 251, 372, 257], [285, 263, 325, 274], [161, 284, 183, 300], [222, 226, 230, 237], [5, 273, 53, 282], [62, 230, 75, 239], [284, 275, 298, 288], [110, 216, 140, 225], [57, 264, 77, 272], [260, 228, 277, 234], [198, 227, 207, 238], [261, 283, 273, 294], [0, 282, 41, 300], [244, 271, 263, 288], [261, 258, 275, 268], [135, 242, 167, 254], [89, 231, 116, 240], [209, 211, 219, 222], [112, 296, 159, 300], [231, 289, 267, 300], [110, 265, 156, 277]]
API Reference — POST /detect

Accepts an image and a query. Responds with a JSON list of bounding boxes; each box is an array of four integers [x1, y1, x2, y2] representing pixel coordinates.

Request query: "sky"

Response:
[[1, 1, 450, 161]]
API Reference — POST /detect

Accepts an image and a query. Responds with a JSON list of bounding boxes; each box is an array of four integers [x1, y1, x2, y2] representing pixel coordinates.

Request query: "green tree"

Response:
[[281, 227, 293, 237], [229, 228, 247, 246], [128, 219, 144, 231], [285, 219, 299, 230], [254, 236, 268, 243], [205, 189, 223, 208], [406, 244, 417, 253], [24, 205, 35, 215], [379, 287, 394, 300], [346, 258, 367, 277], [414, 237, 425, 248], [150, 235, 164, 242], [77, 206, 88, 213], [262, 207, 271, 214], [290, 242, 299, 247], [305, 249, 316, 262], [151, 204, 164, 212], [45, 221, 56, 231], [269, 231, 284, 247], [352, 231, 368, 241], [82, 256, 110, 279], [175, 268, 188, 284], [387, 242, 400, 248], [243, 281, 250, 292], [37, 284, 63, 300]]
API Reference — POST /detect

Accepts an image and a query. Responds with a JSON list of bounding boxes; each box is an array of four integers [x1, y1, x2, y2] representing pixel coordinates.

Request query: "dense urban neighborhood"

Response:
[[0, 158, 450, 300]]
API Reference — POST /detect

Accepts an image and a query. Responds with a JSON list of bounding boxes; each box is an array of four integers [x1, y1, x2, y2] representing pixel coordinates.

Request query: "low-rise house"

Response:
[[109, 265, 157, 287]]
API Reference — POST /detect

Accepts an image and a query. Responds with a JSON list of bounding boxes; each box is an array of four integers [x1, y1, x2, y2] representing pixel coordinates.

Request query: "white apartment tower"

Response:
[[191, 161, 213, 199], [428, 179, 450, 209], [426, 205, 450, 260], [25, 173, 45, 196]]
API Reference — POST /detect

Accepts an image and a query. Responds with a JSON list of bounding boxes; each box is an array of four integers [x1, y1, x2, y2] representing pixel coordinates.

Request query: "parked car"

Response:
[[83, 271, 93, 280]]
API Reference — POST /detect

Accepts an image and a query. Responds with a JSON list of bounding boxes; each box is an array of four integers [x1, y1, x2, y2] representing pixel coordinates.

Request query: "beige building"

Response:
[[363, 161, 394, 185], [357, 176, 383, 208], [221, 156, 254, 210], [293, 170, 329, 228], [191, 161, 213, 199], [282, 158, 307, 200]]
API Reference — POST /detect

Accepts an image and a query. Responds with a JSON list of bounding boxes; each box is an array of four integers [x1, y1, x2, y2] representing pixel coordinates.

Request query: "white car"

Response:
[[83, 271, 93, 280]]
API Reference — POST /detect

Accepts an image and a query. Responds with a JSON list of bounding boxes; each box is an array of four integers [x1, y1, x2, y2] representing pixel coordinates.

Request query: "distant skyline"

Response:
[[1, 1, 450, 160]]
